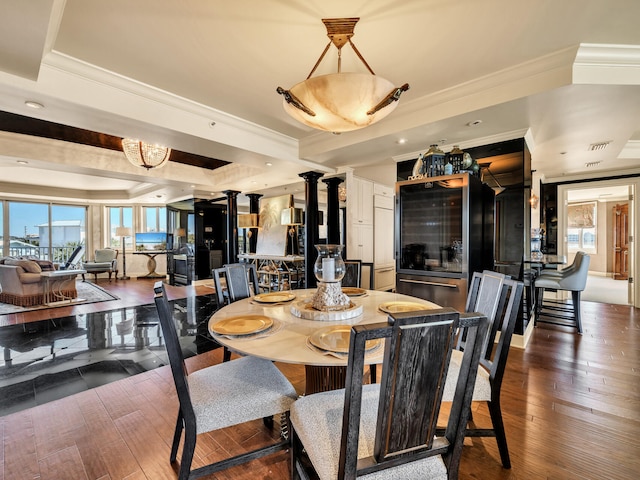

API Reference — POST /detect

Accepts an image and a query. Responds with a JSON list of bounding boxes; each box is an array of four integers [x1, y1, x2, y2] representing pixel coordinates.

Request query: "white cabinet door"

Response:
[[354, 177, 374, 225], [348, 223, 373, 263], [374, 206, 394, 266]]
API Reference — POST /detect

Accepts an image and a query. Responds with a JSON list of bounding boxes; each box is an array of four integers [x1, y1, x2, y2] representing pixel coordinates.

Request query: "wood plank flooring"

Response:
[[1, 280, 639, 479]]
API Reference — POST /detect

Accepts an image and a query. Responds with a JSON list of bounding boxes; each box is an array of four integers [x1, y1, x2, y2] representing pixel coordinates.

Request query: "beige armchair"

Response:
[[82, 248, 118, 282]]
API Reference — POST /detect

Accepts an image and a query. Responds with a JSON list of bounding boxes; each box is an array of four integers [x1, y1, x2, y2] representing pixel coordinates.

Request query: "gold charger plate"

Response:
[[211, 315, 273, 336], [378, 301, 438, 314], [309, 325, 381, 354], [342, 287, 367, 297], [253, 292, 296, 303]]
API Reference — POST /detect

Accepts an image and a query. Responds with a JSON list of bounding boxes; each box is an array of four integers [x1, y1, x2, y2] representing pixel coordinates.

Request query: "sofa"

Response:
[[0, 257, 78, 307]]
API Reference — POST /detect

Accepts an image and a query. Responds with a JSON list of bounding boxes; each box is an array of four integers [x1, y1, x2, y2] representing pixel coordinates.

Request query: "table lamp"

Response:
[[238, 214, 260, 254], [115, 226, 132, 279], [174, 228, 186, 251], [280, 207, 303, 255]]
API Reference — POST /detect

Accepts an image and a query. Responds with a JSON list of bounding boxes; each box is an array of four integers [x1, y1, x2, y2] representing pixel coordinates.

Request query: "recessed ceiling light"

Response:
[[466, 120, 482, 127], [25, 100, 44, 109], [17, 160, 29, 165], [265, 162, 273, 167], [209, 121, 216, 128], [190, 184, 195, 188], [396, 138, 407, 145]]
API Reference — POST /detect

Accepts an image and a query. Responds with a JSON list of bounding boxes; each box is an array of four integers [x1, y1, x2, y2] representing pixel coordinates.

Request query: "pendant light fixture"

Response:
[[122, 138, 171, 169], [277, 18, 409, 133]]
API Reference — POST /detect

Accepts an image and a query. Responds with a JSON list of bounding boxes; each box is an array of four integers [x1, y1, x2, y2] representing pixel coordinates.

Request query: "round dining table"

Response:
[[207, 288, 439, 393]]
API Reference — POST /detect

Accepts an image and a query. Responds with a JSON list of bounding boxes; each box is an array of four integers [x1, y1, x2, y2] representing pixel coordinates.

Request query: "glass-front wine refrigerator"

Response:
[[395, 173, 495, 310]]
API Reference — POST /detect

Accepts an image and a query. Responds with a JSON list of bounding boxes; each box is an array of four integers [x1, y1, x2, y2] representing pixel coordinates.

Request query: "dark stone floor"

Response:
[[0, 294, 220, 417]]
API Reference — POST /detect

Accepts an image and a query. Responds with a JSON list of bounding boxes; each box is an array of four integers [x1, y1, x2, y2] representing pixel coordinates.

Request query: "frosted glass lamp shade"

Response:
[[282, 73, 402, 133]]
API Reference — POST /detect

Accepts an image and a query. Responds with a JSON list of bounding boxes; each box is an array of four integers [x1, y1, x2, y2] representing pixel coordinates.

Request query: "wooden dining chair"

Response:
[[290, 308, 489, 480], [224, 262, 260, 300], [212, 263, 260, 362], [153, 282, 298, 480], [445, 273, 524, 469], [341, 259, 362, 287]]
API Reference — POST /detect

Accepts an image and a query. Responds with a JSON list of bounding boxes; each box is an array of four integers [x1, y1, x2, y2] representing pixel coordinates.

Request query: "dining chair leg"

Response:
[[290, 424, 304, 480], [179, 427, 197, 480], [572, 290, 583, 334], [223, 346, 231, 362], [263, 415, 274, 430], [170, 410, 184, 462], [488, 399, 511, 469], [534, 287, 544, 325]]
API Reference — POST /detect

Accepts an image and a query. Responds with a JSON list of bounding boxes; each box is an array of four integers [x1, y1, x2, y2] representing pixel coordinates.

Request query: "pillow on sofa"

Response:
[[4, 258, 42, 273], [31, 259, 55, 271]]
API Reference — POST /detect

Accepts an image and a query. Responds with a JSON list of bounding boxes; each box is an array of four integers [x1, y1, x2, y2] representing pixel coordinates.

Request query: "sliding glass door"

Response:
[[5, 201, 86, 263]]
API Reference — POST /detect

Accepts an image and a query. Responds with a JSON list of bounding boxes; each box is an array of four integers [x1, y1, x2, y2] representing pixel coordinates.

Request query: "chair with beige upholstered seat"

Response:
[[443, 271, 524, 469], [290, 308, 488, 480], [81, 248, 118, 282], [153, 282, 297, 480]]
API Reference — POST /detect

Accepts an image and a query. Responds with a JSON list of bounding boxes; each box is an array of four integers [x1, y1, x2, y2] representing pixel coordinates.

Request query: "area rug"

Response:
[[0, 281, 119, 315]]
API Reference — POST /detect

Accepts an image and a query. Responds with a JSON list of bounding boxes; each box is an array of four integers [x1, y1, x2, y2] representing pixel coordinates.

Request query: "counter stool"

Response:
[[534, 252, 590, 333]]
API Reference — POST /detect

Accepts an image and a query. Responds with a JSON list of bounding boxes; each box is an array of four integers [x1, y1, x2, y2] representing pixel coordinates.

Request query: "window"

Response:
[[142, 206, 166, 233], [108, 206, 133, 249], [6, 201, 86, 262], [0, 200, 3, 257], [567, 202, 596, 252]]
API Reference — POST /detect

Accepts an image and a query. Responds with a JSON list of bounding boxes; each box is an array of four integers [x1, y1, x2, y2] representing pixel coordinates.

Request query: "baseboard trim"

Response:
[[510, 320, 535, 349]]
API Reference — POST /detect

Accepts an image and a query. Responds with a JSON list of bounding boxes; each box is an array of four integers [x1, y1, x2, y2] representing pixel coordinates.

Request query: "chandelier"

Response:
[[277, 18, 409, 133], [122, 138, 171, 169]]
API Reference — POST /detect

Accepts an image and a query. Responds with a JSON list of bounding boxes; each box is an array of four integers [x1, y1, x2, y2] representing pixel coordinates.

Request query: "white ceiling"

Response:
[[1, 0, 640, 205]]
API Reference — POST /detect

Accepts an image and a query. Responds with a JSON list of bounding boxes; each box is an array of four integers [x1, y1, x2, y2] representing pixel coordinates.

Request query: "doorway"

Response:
[[557, 178, 637, 307]]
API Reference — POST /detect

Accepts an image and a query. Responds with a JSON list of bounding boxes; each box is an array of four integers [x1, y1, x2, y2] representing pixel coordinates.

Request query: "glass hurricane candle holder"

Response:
[[313, 244, 345, 283]]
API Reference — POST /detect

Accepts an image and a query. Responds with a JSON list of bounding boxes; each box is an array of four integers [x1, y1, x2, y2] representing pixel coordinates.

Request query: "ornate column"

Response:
[[223, 190, 240, 264], [246, 193, 263, 254], [322, 177, 343, 245], [299, 171, 324, 288]]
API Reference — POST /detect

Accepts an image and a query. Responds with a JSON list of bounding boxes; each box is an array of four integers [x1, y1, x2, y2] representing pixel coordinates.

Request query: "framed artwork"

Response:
[[256, 194, 292, 255], [568, 202, 596, 228]]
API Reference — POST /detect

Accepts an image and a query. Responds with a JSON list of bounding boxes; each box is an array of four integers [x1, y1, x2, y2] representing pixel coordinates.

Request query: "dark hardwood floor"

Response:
[[1, 280, 639, 479]]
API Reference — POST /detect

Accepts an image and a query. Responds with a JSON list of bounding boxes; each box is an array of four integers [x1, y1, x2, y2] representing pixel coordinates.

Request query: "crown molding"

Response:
[[39, 51, 307, 164], [618, 140, 640, 159], [391, 129, 529, 163], [300, 46, 578, 158], [574, 43, 640, 85]]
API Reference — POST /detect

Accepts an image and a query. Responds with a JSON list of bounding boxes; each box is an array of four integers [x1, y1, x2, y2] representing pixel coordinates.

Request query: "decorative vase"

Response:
[[311, 244, 350, 311], [449, 145, 464, 173], [313, 244, 346, 283], [530, 228, 543, 260]]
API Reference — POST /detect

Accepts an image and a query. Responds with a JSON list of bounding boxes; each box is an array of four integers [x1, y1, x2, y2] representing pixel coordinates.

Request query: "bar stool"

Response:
[[534, 252, 590, 333]]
